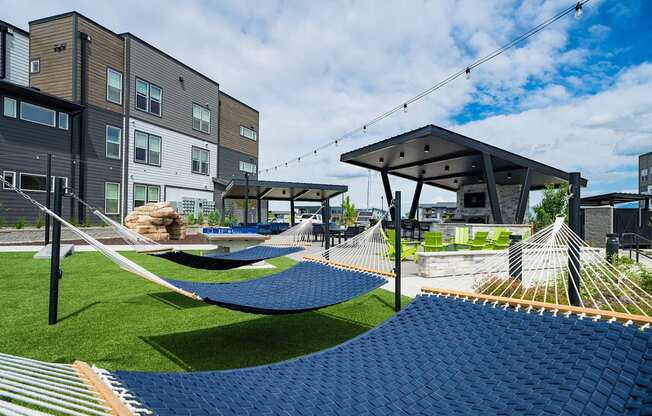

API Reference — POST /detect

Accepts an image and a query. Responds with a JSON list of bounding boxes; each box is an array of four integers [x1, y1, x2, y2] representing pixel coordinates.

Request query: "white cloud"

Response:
[[1, 0, 648, 212]]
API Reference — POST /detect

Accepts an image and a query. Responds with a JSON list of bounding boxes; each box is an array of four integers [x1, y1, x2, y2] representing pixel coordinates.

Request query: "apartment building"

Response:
[[640, 151, 652, 195], [0, 20, 29, 86], [0, 12, 260, 225]]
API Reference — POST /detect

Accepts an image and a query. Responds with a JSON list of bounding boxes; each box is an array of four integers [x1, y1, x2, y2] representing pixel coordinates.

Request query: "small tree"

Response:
[[186, 213, 196, 225], [341, 196, 357, 226], [196, 211, 205, 225], [529, 182, 569, 231], [208, 210, 221, 226]]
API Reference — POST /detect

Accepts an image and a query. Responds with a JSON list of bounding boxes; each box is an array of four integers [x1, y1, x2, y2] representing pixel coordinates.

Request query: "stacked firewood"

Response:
[[124, 202, 186, 241]]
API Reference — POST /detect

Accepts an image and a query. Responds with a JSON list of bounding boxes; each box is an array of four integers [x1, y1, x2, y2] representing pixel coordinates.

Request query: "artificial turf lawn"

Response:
[[0, 251, 409, 372]]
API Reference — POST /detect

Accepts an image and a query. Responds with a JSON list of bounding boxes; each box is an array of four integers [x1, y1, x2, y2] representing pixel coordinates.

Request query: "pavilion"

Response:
[[340, 124, 587, 224]]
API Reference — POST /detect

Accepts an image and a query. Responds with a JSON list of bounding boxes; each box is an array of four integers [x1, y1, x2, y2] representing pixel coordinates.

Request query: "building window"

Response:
[[20, 173, 47, 192], [240, 125, 257, 141], [134, 130, 161, 166], [106, 126, 122, 160], [134, 184, 160, 208], [239, 160, 257, 174], [3, 97, 17, 118], [136, 79, 149, 112], [50, 176, 69, 192], [191, 147, 209, 175], [642, 169, 648, 181], [106, 68, 123, 105], [192, 104, 211, 134], [20, 102, 56, 127], [2, 171, 16, 190], [105, 182, 120, 215], [150, 85, 162, 116], [135, 79, 162, 116], [58, 113, 69, 130], [30, 58, 40, 73]]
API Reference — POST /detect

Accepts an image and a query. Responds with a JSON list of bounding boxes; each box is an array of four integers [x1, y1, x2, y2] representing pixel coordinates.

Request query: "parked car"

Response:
[[299, 213, 322, 224]]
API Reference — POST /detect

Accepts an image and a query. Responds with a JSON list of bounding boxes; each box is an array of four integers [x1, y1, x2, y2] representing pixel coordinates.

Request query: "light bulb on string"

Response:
[[363, 125, 367, 134], [403, 103, 408, 113], [465, 67, 471, 80], [574, 2, 583, 19]]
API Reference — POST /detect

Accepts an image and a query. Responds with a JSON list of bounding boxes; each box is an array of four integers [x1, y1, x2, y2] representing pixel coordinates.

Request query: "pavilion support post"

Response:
[[568, 172, 582, 307], [381, 171, 394, 221], [508, 235, 523, 280], [220, 194, 225, 225], [244, 173, 249, 227], [482, 152, 503, 224], [290, 193, 295, 226], [394, 191, 401, 312], [257, 197, 261, 224], [408, 180, 423, 220], [515, 168, 532, 224], [48, 178, 65, 325], [323, 198, 330, 251]]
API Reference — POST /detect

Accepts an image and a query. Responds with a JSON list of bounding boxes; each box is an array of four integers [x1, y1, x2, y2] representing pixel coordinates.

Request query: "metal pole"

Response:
[[508, 235, 523, 280], [567, 172, 581, 307], [44, 154, 52, 245], [324, 198, 330, 250], [244, 173, 249, 227], [48, 178, 64, 325], [394, 191, 401, 312], [290, 194, 295, 226]]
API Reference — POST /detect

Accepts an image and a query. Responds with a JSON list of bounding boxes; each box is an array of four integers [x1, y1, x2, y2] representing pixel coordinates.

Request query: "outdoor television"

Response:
[[464, 192, 485, 208]]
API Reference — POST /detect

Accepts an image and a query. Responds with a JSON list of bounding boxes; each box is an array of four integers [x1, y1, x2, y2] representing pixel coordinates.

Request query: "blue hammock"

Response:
[[150, 245, 304, 270], [113, 295, 652, 416], [166, 261, 387, 314]]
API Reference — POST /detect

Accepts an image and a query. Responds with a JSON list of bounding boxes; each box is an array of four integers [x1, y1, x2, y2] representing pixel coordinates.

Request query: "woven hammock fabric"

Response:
[[151, 245, 304, 270], [113, 295, 652, 415], [165, 261, 387, 314]]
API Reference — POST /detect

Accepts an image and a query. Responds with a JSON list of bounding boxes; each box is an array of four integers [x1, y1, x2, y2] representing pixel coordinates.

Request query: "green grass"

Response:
[[0, 251, 408, 372]]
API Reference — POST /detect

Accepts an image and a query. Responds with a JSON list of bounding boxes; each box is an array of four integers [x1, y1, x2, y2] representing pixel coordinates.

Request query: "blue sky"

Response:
[[3, 0, 651, 210]]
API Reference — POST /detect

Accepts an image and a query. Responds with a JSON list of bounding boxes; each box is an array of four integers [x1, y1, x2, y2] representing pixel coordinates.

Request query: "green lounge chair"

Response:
[[469, 231, 489, 250], [422, 231, 445, 252], [384, 229, 418, 261], [485, 230, 512, 250], [451, 227, 470, 249]]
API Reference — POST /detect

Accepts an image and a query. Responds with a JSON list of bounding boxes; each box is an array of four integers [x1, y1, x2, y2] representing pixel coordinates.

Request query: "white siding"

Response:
[[127, 118, 217, 211], [1, 30, 29, 86]]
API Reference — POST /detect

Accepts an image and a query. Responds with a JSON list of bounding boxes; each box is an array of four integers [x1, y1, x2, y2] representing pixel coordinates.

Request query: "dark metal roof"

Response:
[[221, 179, 347, 202], [340, 124, 588, 192], [580, 192, 650, 206], [0, 80, 84, 112], [0, 19, 29, 37]]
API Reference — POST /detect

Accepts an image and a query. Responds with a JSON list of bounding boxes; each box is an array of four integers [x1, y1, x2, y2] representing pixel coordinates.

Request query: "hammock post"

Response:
[[323, 197, 330, 254], [567, 172, 582, 307], [394, 191, 401, 312], [44, 153, 52, 245], [48, 177, 64, 325], [508, 235, 523, 280]]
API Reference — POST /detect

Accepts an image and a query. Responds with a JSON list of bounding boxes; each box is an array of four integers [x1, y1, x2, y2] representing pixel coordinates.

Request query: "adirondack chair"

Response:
[[485, 230, 511, 250], [451, 227, 470, 249], [469, 231, 489, 250], [422, 231, 445, 252], [384, 229, 418, 261]]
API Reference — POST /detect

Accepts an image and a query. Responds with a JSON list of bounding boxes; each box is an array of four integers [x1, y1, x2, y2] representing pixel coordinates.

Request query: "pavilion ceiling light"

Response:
[[471, 162, 477, 169], [424, 145, 430, 153], [444, 165, 450, 171], [421, 170, 426, 175], [507, 173, 513, 180], [453, 179, 458, 184], [399, 152, 405, 159], [379, 157, 384, 163]]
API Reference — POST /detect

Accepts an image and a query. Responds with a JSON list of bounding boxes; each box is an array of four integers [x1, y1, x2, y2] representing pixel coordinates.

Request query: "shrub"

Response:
[[186, 213, 196, 225], [0, 217, 4, 229], [208, 210, 221, 226], [197, 212, 205, 225], [15, 218, 25, 229], [35, 215, 44, 229], [82, 218, 92, 228], [68, 217, 79, 227], [223, 214, 237, 227]]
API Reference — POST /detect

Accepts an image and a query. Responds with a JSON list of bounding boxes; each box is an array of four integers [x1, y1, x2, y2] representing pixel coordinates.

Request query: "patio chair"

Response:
[[451, 227, 470, 249], [422, 231, 445, 252], [485, 230, 512, 250], [469, 231, 489, 250], [384, 229, 418, 261]]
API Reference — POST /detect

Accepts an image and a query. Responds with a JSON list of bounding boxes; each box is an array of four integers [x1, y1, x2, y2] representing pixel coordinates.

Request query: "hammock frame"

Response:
[[421, 287, 652, 328]]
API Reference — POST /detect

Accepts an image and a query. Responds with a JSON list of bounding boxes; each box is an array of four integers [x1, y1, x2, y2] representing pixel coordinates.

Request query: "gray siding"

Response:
[[0, 95, 74, 225], [1, 29, 29, 86], [126, 36, 219, 144], [218, 146, 258, 181], [80, 106, 123, 221], [640, 153, 652, 194]]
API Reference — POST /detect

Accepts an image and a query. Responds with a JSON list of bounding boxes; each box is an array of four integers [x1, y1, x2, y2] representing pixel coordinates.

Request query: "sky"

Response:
[[3, 0, 651, 212]]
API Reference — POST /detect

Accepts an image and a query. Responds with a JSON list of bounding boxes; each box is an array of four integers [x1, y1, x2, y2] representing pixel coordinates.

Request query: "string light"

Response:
[[574, 2, 583, 19], [259, 0, 591, 174]]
